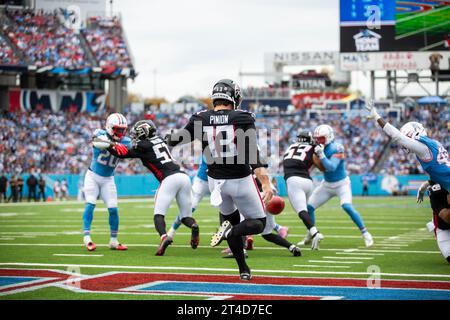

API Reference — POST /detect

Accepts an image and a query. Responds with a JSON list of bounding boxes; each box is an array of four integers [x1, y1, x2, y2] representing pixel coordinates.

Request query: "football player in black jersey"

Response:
[[283, 130, 325, 250], [109, 120, 199, 256], [167, 79, 273, 281], [417, 180, 450, 263]]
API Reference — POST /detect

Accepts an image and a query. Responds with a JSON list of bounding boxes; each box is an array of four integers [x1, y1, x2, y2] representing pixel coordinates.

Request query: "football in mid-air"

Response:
[[266, 196, 285, 215]]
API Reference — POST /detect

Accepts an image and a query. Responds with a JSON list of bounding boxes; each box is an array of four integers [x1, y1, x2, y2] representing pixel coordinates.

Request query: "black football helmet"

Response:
[[211, 79, 242, 109], [297, 130, 313, 144], [131, 120, 157, 141]]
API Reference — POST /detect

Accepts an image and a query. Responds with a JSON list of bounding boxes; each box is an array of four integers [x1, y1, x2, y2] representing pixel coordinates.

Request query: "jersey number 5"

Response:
[[284, 144, 312, 161], [153, 143, 174, 164]]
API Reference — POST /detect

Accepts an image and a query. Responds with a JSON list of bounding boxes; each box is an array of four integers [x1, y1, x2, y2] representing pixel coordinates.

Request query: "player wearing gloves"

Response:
[[305, 125, 374, 248], [108, 120, 200, 256], [83, 113, 130, 251], [366, 101, 450, 192]]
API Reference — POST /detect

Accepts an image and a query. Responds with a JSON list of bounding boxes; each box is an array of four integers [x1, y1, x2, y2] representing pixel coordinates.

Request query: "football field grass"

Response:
[[0, 196, 449, 300]]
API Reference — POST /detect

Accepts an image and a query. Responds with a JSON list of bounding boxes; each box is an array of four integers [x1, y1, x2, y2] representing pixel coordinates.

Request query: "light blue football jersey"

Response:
[[196, 157, 208, 182], [416, 136, 450, 192], [89, 129, 131, 177], [323, 142, 347, 183]]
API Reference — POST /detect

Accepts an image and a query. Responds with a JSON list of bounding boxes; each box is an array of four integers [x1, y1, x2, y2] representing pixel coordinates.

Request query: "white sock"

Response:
[[110, 237, 118, 244], [83, 235, 92, 244], [309, 227, 318, 236]]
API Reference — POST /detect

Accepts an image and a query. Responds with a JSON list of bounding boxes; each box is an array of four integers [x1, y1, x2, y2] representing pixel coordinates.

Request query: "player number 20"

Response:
[[97, 150, 119, 167]]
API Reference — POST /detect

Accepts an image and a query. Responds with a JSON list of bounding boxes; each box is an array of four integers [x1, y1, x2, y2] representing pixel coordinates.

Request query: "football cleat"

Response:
[[245, 235, 254, 250], [311, 232, 324, 250], [210, 220, 231, 247], [155, 234, 173, 256], [240, 272, 252, 281], [191, 224, 200, 249], [290, 246, 302, 257], [278, 226, 289, 239], [86, 242, 96, 252], [109, 242, 128, 251], [363, 232, 374, 248], [297, 230, 312, 246], [221, 247, 232, 254]]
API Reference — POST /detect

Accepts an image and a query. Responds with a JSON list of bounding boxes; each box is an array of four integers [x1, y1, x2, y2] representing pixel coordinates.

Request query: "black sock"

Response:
[[229, 218, 266, 238], [447, 256, 450, 264], [262, 233, 292, 249], [298, 210, 314, 230], [181, 217, 196, 228], [154, 214, 166, 237], [227, 235, 249, 274], [220, 209, 241, 226]]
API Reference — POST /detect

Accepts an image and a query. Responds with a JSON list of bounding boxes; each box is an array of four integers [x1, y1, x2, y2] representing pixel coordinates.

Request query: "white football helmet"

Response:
[[400, 121, 427, 139], [313, 124, 334, 145], [106, 113, 128, 141]]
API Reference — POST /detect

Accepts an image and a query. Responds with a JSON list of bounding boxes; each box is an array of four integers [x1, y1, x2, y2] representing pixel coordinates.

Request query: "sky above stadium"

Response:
[[114, 0, 342, 101], [114, 0, 446, 102]]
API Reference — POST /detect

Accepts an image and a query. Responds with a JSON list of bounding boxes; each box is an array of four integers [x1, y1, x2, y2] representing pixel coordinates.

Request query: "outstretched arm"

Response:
[[365, 101, 431, 161], [314, 145, 341, 172]]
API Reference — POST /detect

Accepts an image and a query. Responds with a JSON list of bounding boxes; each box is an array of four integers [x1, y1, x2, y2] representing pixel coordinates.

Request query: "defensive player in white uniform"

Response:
[[304, 125, 374, 248], [83, 113, 130, 251], [366, 101, 450, 263]]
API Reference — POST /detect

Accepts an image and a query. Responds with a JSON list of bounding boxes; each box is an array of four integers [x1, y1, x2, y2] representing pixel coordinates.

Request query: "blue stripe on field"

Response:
[[138, 282, 450, 300], [0, 277, 39, 288]]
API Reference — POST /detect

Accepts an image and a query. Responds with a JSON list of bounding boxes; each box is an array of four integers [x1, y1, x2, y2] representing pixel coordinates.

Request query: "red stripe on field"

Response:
[[77, 273, 450, 292]]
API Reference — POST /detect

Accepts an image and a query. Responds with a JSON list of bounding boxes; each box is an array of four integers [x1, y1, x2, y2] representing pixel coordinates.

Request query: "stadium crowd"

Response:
[[82, 16, 133, 70], [0, 9, 133, 71], [3, 9, 90, 68], [3, 103, 442, 180], [0, 34, 21, 65]]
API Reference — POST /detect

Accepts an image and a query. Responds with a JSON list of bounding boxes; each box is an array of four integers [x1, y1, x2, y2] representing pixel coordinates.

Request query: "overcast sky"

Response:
[[113, 0, 447, 102]]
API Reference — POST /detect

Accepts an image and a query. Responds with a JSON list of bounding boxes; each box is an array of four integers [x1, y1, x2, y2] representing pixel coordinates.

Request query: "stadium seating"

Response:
[[3, 9, 90, 68], [81, 16, 133, 71]]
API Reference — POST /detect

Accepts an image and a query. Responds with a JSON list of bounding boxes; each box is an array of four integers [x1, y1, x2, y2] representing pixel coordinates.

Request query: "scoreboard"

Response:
[[340, 0, 450, 52]]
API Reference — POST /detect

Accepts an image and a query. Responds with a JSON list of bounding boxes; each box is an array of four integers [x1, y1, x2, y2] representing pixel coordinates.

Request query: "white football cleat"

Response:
[[311, 233, 324, 250], [297, 230, 312, 246], [363, 232, 374, 248]]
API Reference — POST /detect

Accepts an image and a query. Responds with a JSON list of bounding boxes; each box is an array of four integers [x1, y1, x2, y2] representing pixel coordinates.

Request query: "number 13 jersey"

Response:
[[283, 142, 316, 181], [180, 109, 266, 180]]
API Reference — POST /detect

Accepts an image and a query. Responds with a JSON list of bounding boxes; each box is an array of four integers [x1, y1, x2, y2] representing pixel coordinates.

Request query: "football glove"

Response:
[[114, 143, 128, 156], [314, 144, 325, 159], [365, 100, 381, 121]]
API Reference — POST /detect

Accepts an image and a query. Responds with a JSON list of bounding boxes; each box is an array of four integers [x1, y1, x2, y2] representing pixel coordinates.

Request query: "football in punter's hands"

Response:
[[92, 135, 112, 149]]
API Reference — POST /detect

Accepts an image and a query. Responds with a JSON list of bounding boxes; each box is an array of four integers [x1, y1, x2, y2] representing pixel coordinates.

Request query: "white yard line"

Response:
[[322, 256, 374, 260], [336, 252, 384, 256], [2, 262, 450, 278], [53, 254, 104, 257], [0, 243, 442, 254], [292, 265, 350, 269], [308, 260, 363, 264]]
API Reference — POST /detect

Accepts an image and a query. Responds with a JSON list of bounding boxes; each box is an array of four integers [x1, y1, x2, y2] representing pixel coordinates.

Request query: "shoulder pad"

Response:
[[231, 110, 255, 124], [120, 136, 132, 147], [93, 129, 106, 137], [334, 143, 345, 153]]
